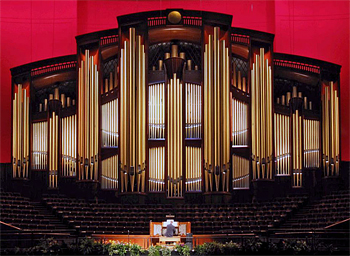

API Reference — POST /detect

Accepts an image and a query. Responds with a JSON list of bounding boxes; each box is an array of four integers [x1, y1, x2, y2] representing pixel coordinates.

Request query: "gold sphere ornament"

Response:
[[168, 11, 182, 24]]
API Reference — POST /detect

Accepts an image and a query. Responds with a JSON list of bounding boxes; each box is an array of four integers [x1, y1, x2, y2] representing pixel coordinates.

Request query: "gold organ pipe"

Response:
[[120, 28, 146, 192], [167, 74, 183, 197], [187, 60, 192, 70], [251, 66, 256, 179], [171, 45, 178, 58], [325, 86, 329, 175], [12, 85, 30, 178], [203, 27, 230, 192], [251, 49, 273, 180], [204, 44, 209, 192], [105, 79, 109, 93], [78, 49, 99, 181], [238, 71, 241, 90], [13, 94, 17, 177], [109, 72, 113, 91], [322, 82, 339, 176], [208, 36, 213, 192]]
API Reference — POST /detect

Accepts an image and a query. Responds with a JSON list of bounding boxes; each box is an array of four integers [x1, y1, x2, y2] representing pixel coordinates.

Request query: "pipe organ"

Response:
[[232, 63, 248, 92], [48, 88, 61, 188], [104, 70, 118, 93], [231, 98, 248, 146], [102, 99, 118, 148], [322, 82, 340, 177], [49, 109, 58, 188], [274, 113, 290, 175], [232, 154, 249, 189], [149, 147, 165, 192], [303, 119, 320, 168], [101, 155, 118, 190], [251, 48, 273, 180], [186, 147, 202, 192], [203, 27, 230, 192], [186, 83, 201, 138], [10, 9, 342, 198], [167, 73, 184, 197], [120, 28, 146, 193], [149, 83, 165, 139], [32, 122, 47, 170], [78, 50, 99, 181], [291, 97, 303, 187], [61, 114, 77, 176], [12, 84, 30, 179]]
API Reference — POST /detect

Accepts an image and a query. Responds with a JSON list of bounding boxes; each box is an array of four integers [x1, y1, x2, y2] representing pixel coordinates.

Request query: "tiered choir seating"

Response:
[[178, 196, 307, 234], [43, 195, 307, 235], [0, 192, 58, 231], [281, 190, 350, 230]]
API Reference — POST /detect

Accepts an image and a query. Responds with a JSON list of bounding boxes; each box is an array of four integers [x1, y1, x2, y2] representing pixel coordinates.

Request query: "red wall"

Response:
[[1, 0, 349, 162]]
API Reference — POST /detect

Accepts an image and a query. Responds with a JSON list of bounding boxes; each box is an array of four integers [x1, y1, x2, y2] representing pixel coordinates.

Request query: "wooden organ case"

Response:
[[9, 9, 342, 201]]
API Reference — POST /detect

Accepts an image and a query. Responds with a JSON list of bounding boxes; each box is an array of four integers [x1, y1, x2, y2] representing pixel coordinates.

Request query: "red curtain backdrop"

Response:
[[1, 0, 349, 162]]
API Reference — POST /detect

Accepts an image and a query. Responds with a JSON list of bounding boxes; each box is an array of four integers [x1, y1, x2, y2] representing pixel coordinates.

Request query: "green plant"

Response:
[[148, 245, 161, 256], [130, 243, 142, 256], [222, 241, 241, 254], [243, 238, 263, 254], [161, 247, 172, 256], [26, 237, 63, 255], [77, 238, 95, 255], [194, 244, 205, 256], [175, 244, 190, 256], [108, 242, 129, 256], [292, 240, 311, 254], [200, 242, 224, 255]]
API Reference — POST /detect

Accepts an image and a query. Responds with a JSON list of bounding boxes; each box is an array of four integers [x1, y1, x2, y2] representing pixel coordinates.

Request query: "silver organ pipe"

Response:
[[32, 122, 48, 170], [101, 155, 118, 190], [185, 83, 201, 138], [231, 98, 248, 146], [274, 113, 291, 175], [303, 119, 320, 168], [148, 83, 165, 139], [232, 154, 249, 189], [185, 147, 202, 192], [61, 114, 77, 176], [149, 147, 165, 192], [102, 99, 118, 147]]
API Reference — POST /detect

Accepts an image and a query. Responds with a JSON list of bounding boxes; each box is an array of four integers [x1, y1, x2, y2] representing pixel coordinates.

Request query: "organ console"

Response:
[[9, 9, 342, 199]]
